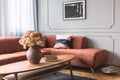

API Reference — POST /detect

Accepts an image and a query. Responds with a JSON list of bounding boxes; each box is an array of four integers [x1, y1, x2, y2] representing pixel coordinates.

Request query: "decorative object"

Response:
[[54, 34, 72, 49], [101, 66, 120, 74], [63, 0, 86, 20], [32, 72, 95, 80], [19, 30, 46, 64], [44, 55, 58, 62], [26, 45, 41, 64]]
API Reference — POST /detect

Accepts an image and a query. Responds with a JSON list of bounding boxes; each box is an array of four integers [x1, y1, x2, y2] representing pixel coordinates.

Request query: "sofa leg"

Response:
[[90, 67, 94, 74]]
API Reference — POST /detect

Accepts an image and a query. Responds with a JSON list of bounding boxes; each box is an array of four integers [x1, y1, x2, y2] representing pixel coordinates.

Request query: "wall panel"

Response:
[[38, 0, 120, 66], [48, 0, 114, 30]]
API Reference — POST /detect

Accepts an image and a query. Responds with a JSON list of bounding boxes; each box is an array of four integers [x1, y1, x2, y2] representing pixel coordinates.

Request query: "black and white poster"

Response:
[[63, 0, 86, 20]]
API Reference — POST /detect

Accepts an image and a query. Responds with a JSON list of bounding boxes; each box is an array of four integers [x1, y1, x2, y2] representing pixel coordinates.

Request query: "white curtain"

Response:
[[0, 0, 38, 36]]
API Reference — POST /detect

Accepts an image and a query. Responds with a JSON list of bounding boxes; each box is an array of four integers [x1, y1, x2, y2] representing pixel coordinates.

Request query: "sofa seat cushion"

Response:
[[0, 51, 26, 65], [41, 48, 107, 68], [41, 48, 52, 56]]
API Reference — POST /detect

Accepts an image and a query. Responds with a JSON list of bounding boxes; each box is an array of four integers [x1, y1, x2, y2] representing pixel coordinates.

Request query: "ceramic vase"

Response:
[[26, 45, 41, 64]]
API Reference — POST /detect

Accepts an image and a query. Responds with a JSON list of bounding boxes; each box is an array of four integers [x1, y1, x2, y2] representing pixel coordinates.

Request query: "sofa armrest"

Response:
[[78, 48, 108, 68]]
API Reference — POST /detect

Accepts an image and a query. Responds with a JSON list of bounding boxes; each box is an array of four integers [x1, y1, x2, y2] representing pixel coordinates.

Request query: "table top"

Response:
[[0, 55, 75, 75]]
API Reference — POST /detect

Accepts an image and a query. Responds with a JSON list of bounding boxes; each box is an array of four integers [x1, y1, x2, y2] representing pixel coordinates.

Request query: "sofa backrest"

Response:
[[71, 36, 87, 49], [0, 37, 25, 54], [44, 35, 87, 49], [44, 35, 56, 48]]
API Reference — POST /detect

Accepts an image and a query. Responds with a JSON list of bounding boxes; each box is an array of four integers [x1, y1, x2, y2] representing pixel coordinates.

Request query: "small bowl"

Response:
[[101, 66, 120, 74]]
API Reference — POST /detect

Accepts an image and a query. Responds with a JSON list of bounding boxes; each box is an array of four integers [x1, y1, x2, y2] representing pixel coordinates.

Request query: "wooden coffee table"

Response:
[[0, 55, 75, 80]]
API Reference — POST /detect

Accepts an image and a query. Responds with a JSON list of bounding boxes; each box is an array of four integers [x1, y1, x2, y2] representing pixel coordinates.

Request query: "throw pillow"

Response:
[[54, 34, 72, 49]]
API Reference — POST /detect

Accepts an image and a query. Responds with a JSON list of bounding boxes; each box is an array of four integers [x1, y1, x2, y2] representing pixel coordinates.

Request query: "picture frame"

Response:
[[63, 0, 86, 20]]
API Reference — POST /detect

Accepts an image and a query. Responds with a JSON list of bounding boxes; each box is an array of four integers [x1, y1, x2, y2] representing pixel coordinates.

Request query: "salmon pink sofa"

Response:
[[0, 35, 108, 73], [42, 35, 108, 73]]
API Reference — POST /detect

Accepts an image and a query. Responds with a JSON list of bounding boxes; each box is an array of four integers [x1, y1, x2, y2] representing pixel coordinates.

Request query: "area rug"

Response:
[[32, 72, 96, 80]]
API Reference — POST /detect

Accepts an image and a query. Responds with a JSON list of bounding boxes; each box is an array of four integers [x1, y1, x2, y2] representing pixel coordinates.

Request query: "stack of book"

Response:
[[44, 55, 58, 62]]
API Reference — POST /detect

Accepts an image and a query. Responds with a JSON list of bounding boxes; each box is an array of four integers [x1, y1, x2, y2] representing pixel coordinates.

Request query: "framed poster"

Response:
[[63, 0, 86, 20]]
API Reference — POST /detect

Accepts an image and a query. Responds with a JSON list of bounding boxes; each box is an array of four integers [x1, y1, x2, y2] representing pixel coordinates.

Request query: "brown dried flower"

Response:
[[19, 30, 46, 49]]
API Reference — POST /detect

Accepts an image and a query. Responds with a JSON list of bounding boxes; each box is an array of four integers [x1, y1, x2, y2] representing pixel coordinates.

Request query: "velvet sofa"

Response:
[[0, 35, 108, 73]]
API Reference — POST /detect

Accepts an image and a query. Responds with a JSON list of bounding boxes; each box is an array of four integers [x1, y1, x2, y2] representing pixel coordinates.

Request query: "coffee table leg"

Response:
[[14, 73, 18, 80], [0, 75, 2, 80], [68, 61, 74, 80]]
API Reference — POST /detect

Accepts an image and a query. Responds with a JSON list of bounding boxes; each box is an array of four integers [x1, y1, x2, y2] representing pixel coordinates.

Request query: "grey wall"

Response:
[[38, 0, 120, 66]]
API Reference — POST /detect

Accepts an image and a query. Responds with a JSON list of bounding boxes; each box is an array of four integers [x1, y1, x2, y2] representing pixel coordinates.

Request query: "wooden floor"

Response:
[[59, 66, 120, 80], [3, 65, 120, 80]]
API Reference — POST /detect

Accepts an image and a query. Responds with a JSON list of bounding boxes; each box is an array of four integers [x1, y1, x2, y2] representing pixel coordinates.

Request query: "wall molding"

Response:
[[86, 35, 115, 53], [46, 0, 115, 30], [38, 0, 120, 66]]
